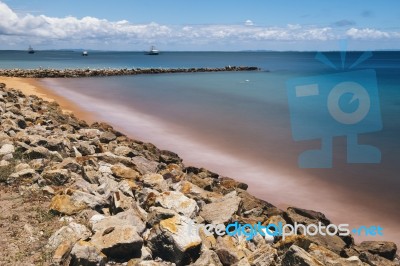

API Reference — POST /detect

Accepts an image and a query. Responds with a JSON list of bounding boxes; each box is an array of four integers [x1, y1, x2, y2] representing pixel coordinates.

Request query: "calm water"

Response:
[[1, 51, 400, 244]]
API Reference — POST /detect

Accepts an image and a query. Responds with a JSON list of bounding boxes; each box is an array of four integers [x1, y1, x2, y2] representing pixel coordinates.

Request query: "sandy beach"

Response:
[[0, 77, 94, 124]]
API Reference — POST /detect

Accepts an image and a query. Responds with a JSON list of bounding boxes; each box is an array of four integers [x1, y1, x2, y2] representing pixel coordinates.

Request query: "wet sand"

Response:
[[1, 76, 399, 246]]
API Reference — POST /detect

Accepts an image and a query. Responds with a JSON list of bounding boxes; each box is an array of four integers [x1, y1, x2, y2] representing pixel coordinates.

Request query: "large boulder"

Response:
[[90, 225, 143, 259], [70, 240, 107, 266], [146, 215, 202, 266], [50, 194, 87, 215], [284, 207, 331, 226], [111, 164, 140, 180], [42, 169, 71, 185], [215, 236, 246, 265], [90, 209, 146, 235], [191, 250, 223, 266], [356, 241, 397, 260], [155, 191, 198, 218], [47, 222, 92, 252], [281, 245, 323, 266], [199, 191, 241, 224], [0, 143, 14, 156]]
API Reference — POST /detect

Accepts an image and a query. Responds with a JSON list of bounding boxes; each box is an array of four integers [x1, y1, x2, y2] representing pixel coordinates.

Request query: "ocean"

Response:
[[1, 50, 399, 244]]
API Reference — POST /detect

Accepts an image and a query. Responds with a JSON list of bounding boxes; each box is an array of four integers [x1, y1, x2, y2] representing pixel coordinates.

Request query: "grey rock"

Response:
[[47, 222, 92, 252], [200, 191, 241, 224], [70, 190, 108, 209], [132, 156, 159, 174], [0, 143, 14, 156], [215, 236, 245, 266], [99, 131, 116, 143], [281, 245, 323, 266], [191, 250, 223, 266], [90, 209, 146, 235], [42, 169, 71, 185], [90, 225, 143, 259], [356, 241, 397, 260], [155, 191, 198, 218], [70, 240, 107, 266]]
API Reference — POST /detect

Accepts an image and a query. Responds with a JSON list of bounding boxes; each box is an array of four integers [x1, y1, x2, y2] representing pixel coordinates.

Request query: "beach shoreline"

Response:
[[0, 77, 95, 124]]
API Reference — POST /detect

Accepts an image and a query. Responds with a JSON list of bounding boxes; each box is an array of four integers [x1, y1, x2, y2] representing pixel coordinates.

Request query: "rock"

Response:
[[82, 165, 100, 184], [142, 173, 168, 191], [281, 245, 323, 266], [356, 241, 397, 260], [215, 236, 245, 265], [90, 225, 143, 259], [99, 131, 116, 143], [307, 234, 347, 255], [52, 240, 73, 265], [111, 164, 140, 180], [159, 150, 182, 164], [70, 190, 108, 209], [114, 146, 136, 157], [200, 191, 241, 224], [308, 243, 365, 266], [147, 215, 202, 265], [147, 206, 177, 227], [237, 190, 281, 218], [359, 251, 398, 266], [42, 169, 71, 185], [77, 142, 95, 156], [47, 222, 92, 251], [79, 128, 101, 139], [9, 168, 37, 179], [50, 194, 87, 215], [155, 191, 198, 218], [90, 209, 146, 235], [132, 156, 159, 174], [247, 244, 278, 266], [0, 143, 14, 156], [284, 207, 331, 226], [14, 163, 30, 172], [70, 240, 107, 266], [191, 250, 223, 266], [110, 191, 135, 214], [55, 157, 81, 173], [25, 146, 50, 159], [118, 180, 137, 197]]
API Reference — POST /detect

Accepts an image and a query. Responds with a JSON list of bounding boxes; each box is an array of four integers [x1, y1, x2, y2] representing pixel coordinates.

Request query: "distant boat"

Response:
[[28, 45, 35, 54], [146, 46, 159, 55], [82, 51, 88, 56]]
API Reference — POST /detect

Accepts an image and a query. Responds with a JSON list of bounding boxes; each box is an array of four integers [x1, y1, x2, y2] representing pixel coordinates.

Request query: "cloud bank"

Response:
[[0, 1, 399, 50]]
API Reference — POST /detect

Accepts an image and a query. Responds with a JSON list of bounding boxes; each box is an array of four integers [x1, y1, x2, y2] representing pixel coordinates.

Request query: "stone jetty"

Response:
[[0, 66, 260, 78], [0, 82, 398, 265]]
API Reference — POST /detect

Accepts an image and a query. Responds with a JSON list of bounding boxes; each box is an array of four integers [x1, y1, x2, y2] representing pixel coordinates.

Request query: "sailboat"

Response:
[[28, 45, 35, 54], [146, 46, 159, 55]]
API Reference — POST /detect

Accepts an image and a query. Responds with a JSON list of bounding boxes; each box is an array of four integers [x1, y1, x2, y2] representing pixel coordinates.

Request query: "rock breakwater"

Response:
[[0, 82, 398, 265], [0, 66, 260, 78]]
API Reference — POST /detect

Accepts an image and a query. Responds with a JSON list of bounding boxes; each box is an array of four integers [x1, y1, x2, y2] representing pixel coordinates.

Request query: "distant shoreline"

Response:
[[0, 66, 260, 78]]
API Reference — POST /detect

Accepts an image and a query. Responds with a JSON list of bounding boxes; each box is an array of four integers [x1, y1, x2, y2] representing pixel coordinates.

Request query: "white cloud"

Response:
[[244, 20, 254, 26], [0, 1, 399, 50], [346, 28, 391, 39]]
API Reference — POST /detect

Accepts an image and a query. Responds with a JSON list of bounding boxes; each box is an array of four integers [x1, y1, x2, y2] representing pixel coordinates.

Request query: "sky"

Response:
[[0, 0, 400, 51]]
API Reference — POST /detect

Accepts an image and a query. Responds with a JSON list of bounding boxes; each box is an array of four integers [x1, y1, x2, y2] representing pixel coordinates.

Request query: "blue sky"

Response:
[[1, 0, 400, 50]]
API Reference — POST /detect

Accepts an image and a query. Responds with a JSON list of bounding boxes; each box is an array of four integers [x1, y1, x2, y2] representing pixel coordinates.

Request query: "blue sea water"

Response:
[[1, 50, 400, 243]]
